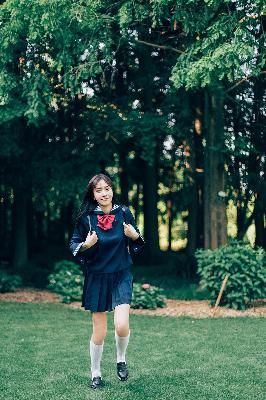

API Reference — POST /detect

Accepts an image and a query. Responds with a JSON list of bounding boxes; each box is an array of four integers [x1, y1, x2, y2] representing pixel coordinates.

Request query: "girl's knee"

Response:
[[91, 333, 106, 345], [91, 326, 107, 344], [115, 322, 129, 336]]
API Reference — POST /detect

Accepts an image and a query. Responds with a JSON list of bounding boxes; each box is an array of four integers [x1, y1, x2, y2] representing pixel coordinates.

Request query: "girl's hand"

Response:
[[123, 222, 139, 240], [84, 231, 98, 248]]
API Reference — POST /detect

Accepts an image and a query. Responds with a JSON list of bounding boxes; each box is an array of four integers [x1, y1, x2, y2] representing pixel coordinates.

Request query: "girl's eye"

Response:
[[96, 188, 109, 192]]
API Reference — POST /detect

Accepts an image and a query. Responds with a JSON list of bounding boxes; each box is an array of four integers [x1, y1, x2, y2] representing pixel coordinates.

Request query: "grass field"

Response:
[[0, 302, 265, 400]]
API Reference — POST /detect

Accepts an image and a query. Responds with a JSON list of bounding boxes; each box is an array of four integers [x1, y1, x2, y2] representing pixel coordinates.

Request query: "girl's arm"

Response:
[[69, 217, 96, 265]]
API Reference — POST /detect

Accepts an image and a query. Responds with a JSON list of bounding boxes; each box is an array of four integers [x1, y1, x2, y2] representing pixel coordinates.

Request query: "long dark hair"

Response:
[[75, 173, 118, 224]]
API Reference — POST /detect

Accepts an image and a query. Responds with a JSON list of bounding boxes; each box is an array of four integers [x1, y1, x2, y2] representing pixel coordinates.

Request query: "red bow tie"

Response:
[[97, 214, 115, 230]]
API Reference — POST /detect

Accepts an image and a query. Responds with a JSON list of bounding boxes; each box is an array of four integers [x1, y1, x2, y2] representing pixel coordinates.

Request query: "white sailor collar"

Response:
[[94, 203, 119, 211]]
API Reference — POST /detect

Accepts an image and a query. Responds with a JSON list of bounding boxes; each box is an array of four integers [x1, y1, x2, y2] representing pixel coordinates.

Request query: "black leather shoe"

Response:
[[90, 376, 103, 389], [117, 362, 129, 381]]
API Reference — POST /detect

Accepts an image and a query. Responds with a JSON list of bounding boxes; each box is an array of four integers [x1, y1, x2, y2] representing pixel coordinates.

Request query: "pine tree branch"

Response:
[[134, 39, 186, 55], [226, 71, 266, 93]]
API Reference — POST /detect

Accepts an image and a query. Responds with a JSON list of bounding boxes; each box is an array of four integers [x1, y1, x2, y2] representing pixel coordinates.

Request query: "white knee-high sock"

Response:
[[89, 339, 104, 378], [115, 330, 130, 363]]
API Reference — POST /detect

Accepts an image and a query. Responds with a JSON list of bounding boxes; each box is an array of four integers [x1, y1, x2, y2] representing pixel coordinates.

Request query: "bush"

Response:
[[131, 282, 167, 309], [47, 260, 84, 304], [0, 270, 23, 293], [195, 240, 266, 310]]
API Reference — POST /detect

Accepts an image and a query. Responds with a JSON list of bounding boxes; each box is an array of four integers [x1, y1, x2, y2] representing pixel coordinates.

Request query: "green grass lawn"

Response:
[[0, 302, 265, 400]]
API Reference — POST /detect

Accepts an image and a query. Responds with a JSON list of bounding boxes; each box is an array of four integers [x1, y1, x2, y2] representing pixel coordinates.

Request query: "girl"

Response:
[[69, 173, 145, 390]]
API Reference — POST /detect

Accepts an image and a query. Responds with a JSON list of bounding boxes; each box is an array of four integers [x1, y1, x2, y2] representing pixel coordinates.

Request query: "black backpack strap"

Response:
[[121, 205, 146, 254], [86, 214, 92, 233], [121, 205, 130, 250], [121, 205, 129, 224]]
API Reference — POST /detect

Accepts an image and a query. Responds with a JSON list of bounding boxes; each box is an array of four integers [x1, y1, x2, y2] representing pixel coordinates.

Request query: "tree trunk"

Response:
[[0, 184, 9, 258], [167, 198, 173, 251], [35, 209, 45, 251], [138, 30, 160, 263], [252, 78, 265, 248], [113, 29, 130, 207], [27, 192, 34, 256], [186, 92, 205, 254], [58, 204, 67, 245], [203, 87, 227, 249], [142, 155, 160, 262], [132, 179, 141, 222], [119, 149, 129, 206], [254, 192, 264, 247], [66, 200, 74, 242], [12, 186, 28, 271]]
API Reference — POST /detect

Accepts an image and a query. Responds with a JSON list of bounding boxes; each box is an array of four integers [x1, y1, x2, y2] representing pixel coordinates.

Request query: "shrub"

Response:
[[131, 282, 167, 309], [47, 260, 84, 303], [195, 240, 266, 310], [0, 270, 23, 293]]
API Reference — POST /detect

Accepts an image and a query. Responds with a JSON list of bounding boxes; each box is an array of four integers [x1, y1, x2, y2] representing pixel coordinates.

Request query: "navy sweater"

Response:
[[69, 204, 145, 273]]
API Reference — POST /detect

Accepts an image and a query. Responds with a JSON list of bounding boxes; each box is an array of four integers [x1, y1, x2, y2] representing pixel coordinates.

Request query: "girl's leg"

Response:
[[91, 311, 107, 344], [90, 312, 107, 379], [114, 304, 130, 363]]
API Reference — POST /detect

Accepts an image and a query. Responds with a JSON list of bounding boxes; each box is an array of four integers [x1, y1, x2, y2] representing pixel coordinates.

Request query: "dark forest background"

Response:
[[0, 0, 265, 286]]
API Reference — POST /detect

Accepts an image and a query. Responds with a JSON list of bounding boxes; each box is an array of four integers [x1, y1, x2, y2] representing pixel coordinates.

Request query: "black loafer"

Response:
[[90, 376, 103, 389], [117, 362, 129, 381]]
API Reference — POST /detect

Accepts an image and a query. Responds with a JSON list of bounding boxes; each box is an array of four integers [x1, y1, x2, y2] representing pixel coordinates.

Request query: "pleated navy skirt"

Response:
[[81, 267, 133, 312]]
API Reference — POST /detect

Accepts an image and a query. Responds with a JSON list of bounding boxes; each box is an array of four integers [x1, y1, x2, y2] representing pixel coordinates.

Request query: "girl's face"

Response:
[[93, 179, 113, 207]]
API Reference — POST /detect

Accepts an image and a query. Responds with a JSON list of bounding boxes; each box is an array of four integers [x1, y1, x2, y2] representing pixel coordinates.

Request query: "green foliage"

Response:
[[0, 270, 23, 293], [0, 0, 113, 125], [148, 0, 265, 90], [195, 240, 266, 310], [131, 282, 167, 309], [47, 260, 84, 304], [170, 41, 255, 89], [118, 2, 149, 27]]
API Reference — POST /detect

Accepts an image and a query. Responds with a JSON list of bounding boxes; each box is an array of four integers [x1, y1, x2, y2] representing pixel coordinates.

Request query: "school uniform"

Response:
[[69, 204, 145, 312]]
